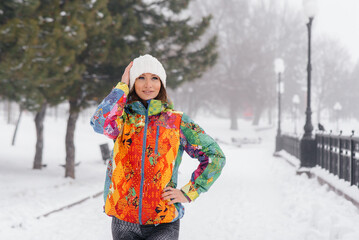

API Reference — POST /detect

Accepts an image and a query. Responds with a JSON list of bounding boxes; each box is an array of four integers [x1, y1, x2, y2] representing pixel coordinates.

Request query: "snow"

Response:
[[97, 12, 104, 19], [1, 108, 359, 239], [64, 26, 71, 32], [277, 149, 301, 168], [64, 66, 71, 73], [44, 18, 54, 23], [10, 63, 24, 71], [123, 35, 137, 43], [89, 0, 97, 9], [2, 28, 10, 35], [311, 166, 359, 205]]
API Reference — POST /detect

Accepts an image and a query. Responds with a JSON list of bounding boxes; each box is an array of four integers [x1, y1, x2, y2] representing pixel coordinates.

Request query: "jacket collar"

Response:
[[126, 99, 173, 116]]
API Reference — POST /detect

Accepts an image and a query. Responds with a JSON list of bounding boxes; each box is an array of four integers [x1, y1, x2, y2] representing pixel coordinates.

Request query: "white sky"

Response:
[[288, 0, 359, 63]]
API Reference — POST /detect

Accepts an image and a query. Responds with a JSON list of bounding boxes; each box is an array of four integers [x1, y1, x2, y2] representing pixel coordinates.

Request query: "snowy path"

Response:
[[180, 141, 359, 240], [4, 139, 359, 239], [2, 114, 359, 239], [4, 196, 112, 239]]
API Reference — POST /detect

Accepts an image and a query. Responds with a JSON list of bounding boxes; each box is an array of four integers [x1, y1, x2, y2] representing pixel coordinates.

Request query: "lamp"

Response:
[[300, 0, 318, 168], [274, 58, 285, 152]]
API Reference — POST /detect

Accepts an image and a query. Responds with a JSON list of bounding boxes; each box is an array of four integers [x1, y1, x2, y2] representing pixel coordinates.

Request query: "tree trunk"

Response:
[[33, 102, 47, 169], [252, 106, 262, 126], [7, 100, 12, 124], [229, 100, 238, 130], [2, 100, 6, 122], [65, 100, 79, 179], [55, 106, 58, 121], [12, 107, 23, 146]]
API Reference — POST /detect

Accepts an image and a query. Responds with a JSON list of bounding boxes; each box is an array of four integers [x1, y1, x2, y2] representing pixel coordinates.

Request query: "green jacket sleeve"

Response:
[[180, 113, 226, 201]]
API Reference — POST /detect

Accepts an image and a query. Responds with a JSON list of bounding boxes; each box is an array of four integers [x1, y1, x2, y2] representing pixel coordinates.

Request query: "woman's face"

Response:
[[134, 73, 161, 101]]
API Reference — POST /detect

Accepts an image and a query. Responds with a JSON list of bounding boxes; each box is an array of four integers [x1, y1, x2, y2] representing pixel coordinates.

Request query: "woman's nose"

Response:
[[144, 78, 151, 88]]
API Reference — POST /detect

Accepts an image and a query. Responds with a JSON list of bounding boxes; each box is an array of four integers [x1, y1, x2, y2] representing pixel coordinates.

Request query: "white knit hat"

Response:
[[129, 54, 166, 90]]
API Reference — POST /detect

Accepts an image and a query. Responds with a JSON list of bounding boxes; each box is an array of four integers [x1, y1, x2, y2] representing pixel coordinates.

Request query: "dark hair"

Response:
[[127, 80, 169, 106]]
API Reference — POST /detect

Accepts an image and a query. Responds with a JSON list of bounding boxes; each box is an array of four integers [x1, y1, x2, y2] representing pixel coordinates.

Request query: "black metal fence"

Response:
[[281, 133, 359, 188], [281, 135, 300, 159]]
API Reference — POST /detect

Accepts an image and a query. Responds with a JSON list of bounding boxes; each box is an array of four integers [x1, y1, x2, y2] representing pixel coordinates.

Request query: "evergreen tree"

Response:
[[62, 0, 218, 178], [57, 0, 112, 178], [101, 0, 217, 88], [0, 0, 48, 169], [0, 0, 40, 108], [1, 0, 218, 178], [0, 0, 87, 169]]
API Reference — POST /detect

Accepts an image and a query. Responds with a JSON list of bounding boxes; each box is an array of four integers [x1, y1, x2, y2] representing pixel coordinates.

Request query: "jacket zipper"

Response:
[[139, 101, 150, 225], [155, 125, 160, 154]]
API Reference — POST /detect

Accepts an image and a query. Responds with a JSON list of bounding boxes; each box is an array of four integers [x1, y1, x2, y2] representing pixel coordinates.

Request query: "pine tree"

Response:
[[61, 0, 218, 178], [57, 0, 112, 178], [1, 0, 218, 178], [0, 0, 87, 169], [101, 0, 218, 89], [0, 0, 40, 107], [0, 1, 48, 168]]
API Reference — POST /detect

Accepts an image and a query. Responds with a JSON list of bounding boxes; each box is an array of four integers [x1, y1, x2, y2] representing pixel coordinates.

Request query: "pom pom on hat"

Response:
[[129, 54, 166, 90]]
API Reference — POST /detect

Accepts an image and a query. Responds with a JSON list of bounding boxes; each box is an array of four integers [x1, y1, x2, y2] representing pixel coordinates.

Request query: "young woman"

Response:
[[90, 54, 225, 240]]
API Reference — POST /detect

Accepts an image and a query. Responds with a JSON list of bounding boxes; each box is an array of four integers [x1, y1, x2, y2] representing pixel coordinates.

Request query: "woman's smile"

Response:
[[135, 73, 161, 100]]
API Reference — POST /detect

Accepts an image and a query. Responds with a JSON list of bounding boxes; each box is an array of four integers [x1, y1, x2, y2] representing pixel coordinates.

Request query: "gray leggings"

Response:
[[111, 217, 180, 240]]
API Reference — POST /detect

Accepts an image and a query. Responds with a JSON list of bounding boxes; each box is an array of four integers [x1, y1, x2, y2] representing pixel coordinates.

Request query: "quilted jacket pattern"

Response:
[[90, 82, 225, 225]]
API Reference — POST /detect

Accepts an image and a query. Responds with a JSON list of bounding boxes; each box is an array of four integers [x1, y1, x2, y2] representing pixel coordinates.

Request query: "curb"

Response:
[[275, 150, 359, 210], [315, 175, 359, 209], [36, 190, 103, 219], [11, 191, 104, 229]]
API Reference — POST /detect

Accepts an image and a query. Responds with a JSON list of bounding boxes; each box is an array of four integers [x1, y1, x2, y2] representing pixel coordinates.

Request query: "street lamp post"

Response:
[[300, 0, 318, 168], [333, 102, 342, 132], [274, 58, 285, 152], [292, 94, 300, 135]]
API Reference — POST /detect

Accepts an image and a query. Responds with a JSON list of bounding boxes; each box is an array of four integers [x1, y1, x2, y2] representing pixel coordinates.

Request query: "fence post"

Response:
[[350, 132, 354, 186], [320, 134, 323, 168], [321, 133, 326, 169], [337, 131, 342, 177], [300, 138, 317, 167], [328, 130, 333, 173], [338, 136, 342, 179]]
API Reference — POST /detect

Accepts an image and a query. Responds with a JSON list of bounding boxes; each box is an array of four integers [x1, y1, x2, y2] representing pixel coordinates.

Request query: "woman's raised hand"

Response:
[[121, 61, 133, 86]]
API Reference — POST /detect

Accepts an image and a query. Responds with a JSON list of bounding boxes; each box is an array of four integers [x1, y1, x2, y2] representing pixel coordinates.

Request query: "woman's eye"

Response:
[[138, 76, 145, 79], [152, 77, 158, 80]]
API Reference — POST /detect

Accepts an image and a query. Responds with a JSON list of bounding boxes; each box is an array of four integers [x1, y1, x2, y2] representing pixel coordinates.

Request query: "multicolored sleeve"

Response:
[[180, 113, 226, 202], [90, 82, 129, 139]]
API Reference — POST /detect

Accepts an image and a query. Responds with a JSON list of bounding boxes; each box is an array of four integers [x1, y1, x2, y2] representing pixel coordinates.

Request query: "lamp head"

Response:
[[292, 94, 300, 104], [303, 0, 318, 18], [333, 102, 342, 111], [274, 58, 285, 74]]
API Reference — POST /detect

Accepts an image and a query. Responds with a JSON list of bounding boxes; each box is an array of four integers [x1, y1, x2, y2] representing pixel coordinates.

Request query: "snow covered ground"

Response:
[[1, 108, 359, 240]]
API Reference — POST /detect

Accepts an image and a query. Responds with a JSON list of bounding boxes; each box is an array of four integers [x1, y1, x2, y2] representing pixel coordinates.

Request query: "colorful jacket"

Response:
[[90, 82, 225, 225]]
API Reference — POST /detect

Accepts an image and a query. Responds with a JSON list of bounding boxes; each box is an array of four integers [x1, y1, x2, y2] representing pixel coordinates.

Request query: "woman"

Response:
[[90, 54, 225, 240]]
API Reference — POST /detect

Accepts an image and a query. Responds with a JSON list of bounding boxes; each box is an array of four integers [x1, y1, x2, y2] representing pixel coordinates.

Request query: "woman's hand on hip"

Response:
[[121, 61, 133, 86], [161, 187, 189, 205]]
